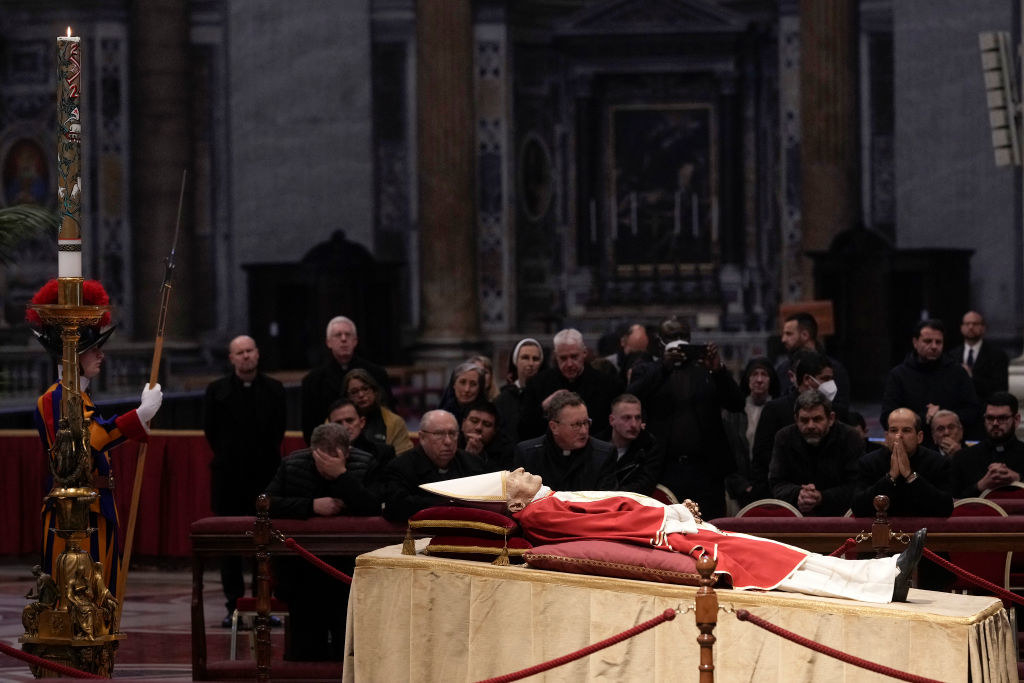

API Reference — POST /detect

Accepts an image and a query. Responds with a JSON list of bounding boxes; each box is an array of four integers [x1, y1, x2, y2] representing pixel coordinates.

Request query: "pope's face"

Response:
[[506, 467, 543, 512]]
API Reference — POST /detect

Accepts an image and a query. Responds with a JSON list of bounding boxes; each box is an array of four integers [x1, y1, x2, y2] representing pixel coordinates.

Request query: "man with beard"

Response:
[[852, 408, 953, 517], [774, 312, 851, 409], [768, 391, 863, 516], [950, 392, 1024, 498], [880, 319, 980, 444]]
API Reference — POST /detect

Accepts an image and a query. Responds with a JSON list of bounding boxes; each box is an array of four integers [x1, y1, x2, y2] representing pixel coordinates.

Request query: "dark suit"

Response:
[[950, 437, 1024, 499], [512, 433, 617, 491], [300, 354, 393, 443], [948, 342, 1009, 402], [378, 447, 485, 522], [518, 366, 624, 440], [851, 446, 953, 518]]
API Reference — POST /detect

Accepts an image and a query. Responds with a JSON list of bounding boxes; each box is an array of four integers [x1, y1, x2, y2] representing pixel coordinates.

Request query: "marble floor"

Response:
[[0, 559, 287, 680]]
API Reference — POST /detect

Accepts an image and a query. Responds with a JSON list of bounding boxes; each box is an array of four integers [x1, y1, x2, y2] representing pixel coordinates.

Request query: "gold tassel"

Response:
[[492, 536, 510, 566], [402, 527, 416, 555]]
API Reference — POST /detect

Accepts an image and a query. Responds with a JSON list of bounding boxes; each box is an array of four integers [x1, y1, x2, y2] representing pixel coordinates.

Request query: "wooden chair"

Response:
[[650, 484, 679, 506], [949, 498, 1010, 592], [979, 481, 1024, 500], [735, 499, 803, 517]]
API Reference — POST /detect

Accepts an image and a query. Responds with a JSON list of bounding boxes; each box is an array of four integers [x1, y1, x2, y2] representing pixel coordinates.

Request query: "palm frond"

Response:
[[0, 205, 59, 265]]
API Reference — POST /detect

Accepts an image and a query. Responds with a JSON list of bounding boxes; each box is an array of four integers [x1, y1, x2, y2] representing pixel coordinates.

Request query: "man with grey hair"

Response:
[[300, 315, 393, 443], [265, 421, 380, 661], [518, 328, 623, 439], [930, 409, 965, 457], [768, 390, 863, 516], [203, 334, 286, 627], [379, 409, 485, 521], [513, 391, 617, 491]]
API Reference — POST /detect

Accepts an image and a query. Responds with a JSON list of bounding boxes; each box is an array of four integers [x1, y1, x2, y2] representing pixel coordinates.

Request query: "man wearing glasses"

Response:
[[379, 409, 485, 521], [950, 392, 1024, 498], [512, 391, 616, 491]]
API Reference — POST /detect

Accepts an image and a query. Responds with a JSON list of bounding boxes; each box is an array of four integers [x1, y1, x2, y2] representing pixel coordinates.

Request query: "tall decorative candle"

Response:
[[56, 29, 82, 279]]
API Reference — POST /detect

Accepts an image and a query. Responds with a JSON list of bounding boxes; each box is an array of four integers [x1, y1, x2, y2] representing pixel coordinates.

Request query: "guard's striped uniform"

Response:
[[35, 381, 146, 597]]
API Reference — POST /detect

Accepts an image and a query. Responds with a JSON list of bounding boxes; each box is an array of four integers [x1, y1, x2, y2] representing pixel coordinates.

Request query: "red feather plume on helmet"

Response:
[[25, 279, 112, 328], [25, 279, 116, 358]]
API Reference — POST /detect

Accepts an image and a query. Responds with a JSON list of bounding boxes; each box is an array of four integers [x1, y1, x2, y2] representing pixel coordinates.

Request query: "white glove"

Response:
[[137, 383, 163, 424]]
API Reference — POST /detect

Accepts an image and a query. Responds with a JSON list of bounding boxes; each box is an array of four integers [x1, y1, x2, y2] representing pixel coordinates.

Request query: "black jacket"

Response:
[[518, 366, 624, 440], [627, 360, 744, 477], [378, 447, 486, 522], [264, 448, 381, 518], [596, 428, 665, 496], [495, 383, 526, 444], [947, 343, 1009, 402], [880, 353, 981, 441], [203, 372, 286, 514], [750, 389, 852, 499], [768, 421, 863, 516], [512, 433, 617, 491], [851, 445, 953, 517], [300, 354, 393, 443], [950, 437, 1024, 499]]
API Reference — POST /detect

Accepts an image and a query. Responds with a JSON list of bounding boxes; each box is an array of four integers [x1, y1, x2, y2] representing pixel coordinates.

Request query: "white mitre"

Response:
[[419, 471, 510, 502]]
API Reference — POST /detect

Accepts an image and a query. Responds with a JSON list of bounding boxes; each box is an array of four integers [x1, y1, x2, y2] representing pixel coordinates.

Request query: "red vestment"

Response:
[[515, 493, 810, 590]]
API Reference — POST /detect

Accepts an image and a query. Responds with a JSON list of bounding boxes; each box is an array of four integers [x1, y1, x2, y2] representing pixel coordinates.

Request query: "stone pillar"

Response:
[[799, 0, 860, 294], [414, 0, 481, 362], [130, 0, 193, 340]]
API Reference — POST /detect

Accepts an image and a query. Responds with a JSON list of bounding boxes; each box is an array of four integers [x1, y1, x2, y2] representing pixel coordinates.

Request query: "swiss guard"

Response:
[[27, 278, 163, 597]]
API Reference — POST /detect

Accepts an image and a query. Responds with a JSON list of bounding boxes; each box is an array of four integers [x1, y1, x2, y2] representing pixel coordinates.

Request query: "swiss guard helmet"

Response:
[[25, 279, 116, 360]]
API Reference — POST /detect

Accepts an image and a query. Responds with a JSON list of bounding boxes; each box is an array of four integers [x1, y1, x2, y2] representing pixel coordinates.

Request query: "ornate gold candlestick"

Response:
[[20, 284, 122, 678]]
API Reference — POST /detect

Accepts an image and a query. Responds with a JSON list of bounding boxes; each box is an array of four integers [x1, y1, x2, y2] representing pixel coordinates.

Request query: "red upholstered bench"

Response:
[[190, 514, 408, 680]]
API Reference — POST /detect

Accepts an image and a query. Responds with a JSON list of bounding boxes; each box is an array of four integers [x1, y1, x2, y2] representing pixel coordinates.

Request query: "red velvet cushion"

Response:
[[409, 506, 520, 538], [525, 540, 719, 587], [424, 535, 532, 563]]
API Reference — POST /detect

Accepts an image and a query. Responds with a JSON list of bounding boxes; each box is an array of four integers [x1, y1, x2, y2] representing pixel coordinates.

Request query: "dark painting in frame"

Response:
[[607, 103, 717, 269]]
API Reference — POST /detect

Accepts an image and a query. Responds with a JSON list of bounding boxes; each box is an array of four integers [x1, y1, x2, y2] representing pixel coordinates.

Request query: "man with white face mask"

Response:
[[774, 312, 851, 407], [768, 390, 863, 515], [751, 350, 852, 500]]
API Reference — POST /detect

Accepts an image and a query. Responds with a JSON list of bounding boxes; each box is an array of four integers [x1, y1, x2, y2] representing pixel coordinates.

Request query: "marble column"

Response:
[[799, 0, 860, 294], [414, 0, 481, 361], [130, 0, 194, 339]]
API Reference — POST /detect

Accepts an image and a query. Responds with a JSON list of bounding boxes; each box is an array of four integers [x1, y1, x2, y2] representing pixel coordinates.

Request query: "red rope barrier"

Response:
[[475, 608, 677, 683], [922, 548, 1024, 607], [829, 537, 858, 557], [283, 537, 353, 584], [735, 609, 942, 683], [0, 640, 104, 679]]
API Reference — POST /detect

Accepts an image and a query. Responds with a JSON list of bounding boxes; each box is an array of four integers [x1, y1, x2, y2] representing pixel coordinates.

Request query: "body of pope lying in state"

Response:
[[419, 468, 926, 604]]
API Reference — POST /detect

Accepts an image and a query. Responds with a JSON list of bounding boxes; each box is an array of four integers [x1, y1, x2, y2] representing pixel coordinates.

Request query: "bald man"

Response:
[[851, 408, 953, 518], [203, 335, 286, 626]]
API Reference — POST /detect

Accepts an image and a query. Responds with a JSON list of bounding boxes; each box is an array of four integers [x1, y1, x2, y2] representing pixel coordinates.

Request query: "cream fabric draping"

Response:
[[343, 543, 1016, 682]]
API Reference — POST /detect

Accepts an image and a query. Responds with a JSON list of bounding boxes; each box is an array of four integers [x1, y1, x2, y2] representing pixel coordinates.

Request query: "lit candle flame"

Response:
[[66, 27, 71, 38]]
